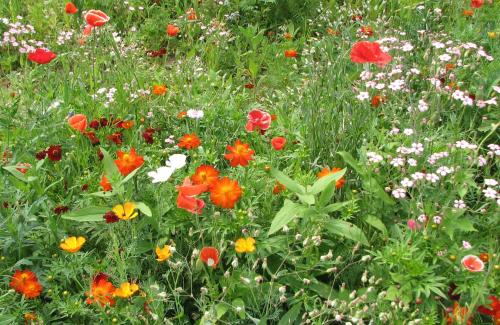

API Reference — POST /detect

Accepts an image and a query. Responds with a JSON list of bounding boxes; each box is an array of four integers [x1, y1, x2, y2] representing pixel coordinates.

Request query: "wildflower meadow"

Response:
[[1, 0, 499, 324]]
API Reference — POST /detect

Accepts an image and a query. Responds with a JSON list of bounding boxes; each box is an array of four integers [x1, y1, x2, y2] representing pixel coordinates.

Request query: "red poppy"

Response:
[[284, 49, 298, 58], [200, 247, 219, 268], [103, 211, 119, 223], [107, 132, 123, 145], [65, 2, 78, 14], [461, 255, 484, 272], [28, 48, 57, 64], [224, 139, 254, 167], [114, 148, 144, 176], [477, 296, 500, 324], [47, 145, 62, 161], [471, 0, 484, 8], [68, 114, 87, 133], [176, 178, 207, 215], [84, 10, 110, 27], [371, 94, 385, 107], [246, 109, 271, 133], [350, 41, 392, 67], [166, 24, 180, 37], [271, 137, 286, 150]]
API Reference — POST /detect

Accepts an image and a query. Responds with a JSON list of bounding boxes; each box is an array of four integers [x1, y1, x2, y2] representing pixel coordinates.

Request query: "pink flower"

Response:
[[407, 219, 421, 231], [245, 109, 271, 133], [461, 255, 484, 272]]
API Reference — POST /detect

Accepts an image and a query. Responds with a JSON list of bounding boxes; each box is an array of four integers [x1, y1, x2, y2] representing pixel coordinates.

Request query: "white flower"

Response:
[[147, 166, 174, 183], [462, 241, 472, 250], [356, 91, 369, 101], [392, 188, 406, 199], [483, 187, 498, 199], [166, 154, 187, 169], [484, 179, 498, 186], [186, 109, 204, 119], [403, 128, 414, 136], [407, 158, 417, 166], [453, 200, 466, 209], [401, 178, 414, 188]]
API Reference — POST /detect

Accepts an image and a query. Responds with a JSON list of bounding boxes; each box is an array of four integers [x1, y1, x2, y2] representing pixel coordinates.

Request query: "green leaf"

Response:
[[270, 169, 305, 194], [3, 165, 29, 182], [324, 219, 369, 246], [232, 298, 245, 319], [215, 303, 229, 319], [0, 315, 17, 325], [297, 193, 315, 205], [119, 167, 140, 186], [362, 176, 395, 205], [318, 181, 336, 207], [338, 151, 364, 175], [100, 147, 121, 186], [85, 190, 118, 198], [322, 201, 352, 213], [61, 207, 109, 222], [268, 200, 305, 235], [135, 202, 152, 217], [277, 302, 301, 325], [309, 168, 346, 195], [363, 215, 387, 234]]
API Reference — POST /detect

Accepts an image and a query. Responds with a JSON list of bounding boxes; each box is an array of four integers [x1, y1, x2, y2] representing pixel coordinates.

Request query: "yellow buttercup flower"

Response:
[[235, 237, 256, 254], [155, 245, 172, 262], [114, 282, 139, 298], [487, 32, 497, 39], [112, 202, 138, 220], [60, 236, 86, 253]]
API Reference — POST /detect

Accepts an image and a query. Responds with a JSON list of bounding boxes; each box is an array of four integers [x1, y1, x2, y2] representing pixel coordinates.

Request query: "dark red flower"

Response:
[[28, 48, 57, 64], [54, 205, 69, 215], [142, 128, 156, 144], [350, 41, 392, 67], [244, 83, 255, 89], [100, 118, 109, 127], [103, 211, 120, 223], [81, 184, 89, 191], [89, 119, 100, 129], [106, 133, 123, 145], [97, 148, 104, 161], [147, 48, 167, 58], [35, 150, 47, 160], [46, 145, 62, 161], [84, 131, 100, 146]]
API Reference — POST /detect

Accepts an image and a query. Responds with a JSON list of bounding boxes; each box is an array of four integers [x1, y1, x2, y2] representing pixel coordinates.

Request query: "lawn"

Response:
[[0, 0, 499, 324]]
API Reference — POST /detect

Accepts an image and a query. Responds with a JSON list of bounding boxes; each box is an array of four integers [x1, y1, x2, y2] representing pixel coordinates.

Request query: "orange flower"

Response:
[[224, 139, 254, 167], [200, 247, 219, 268], [186, 8, 197, 20], [86, 273, 116, 307], [463, 9, 474, 16], [272, 182, 286, 194], [371, 94, 385, 108], [178, 134, 201, 150], [166, 24, 180, 37], [191, 165, 220, 187], [68, 114, 87, 133], [100, 175, 112, 192], [317, 167, 345, 189], [177, 111, 187, 119], [360, 26, 373, 36], [210, 177, 242, 209], [10, 270, 42, 299], [118, 120, 134, 129], [65, 2, 78, 14], [284, 49, 298, 58], [152, 84, 167, 95], [446, 302, 473, 325], [177, 178, 207, 214], [479, 253, 489, 262], [60, 236, 86, 253], [114, 148, 144, 176]]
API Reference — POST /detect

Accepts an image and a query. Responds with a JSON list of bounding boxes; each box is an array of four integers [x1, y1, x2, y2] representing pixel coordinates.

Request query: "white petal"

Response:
[[166, 154, 187, 170]]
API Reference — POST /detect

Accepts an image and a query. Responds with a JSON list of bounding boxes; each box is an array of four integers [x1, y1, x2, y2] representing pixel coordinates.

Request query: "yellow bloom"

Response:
[[114, 282, 139, 298], [235, 237, 256, 254], [112, 202, 138, 220], [155, 245, 172, 262], [488, 32, 497, 39], [59, 236, 86, 253]]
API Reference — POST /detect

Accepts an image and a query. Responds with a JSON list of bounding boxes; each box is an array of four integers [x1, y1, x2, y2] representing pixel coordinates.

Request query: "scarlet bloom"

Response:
[[68, 114, 87, 133], [461, 255, 484, 272], [166, 24, 180, 37], [360, 26, 373, 36], [28, 48, 57, 64], [272, 182, 286, 194], [86, 273, 116, 307], [246, 109, 272, 133], [177, 111, 187, 119], [209, 177, 242, 209], [191, 165, 220, 187], [65, 2, 78, 14], [84, 10, 110, 27], [200, 247, 219, 268], [177, 178, 207, 215], [271, 137, 286, 150], [224, 139, 254, 167], [317, 167, 345, 189], [47, 145, 62, 161], [100, 175, 112, 192], [477, 296, 500, 324], [471, 0, 484, 8], [186, 8, 197, 20], [10, 270, 42, 299], [152, 84, 167, 95], [117, 120, 134, 129], [114, 148, 144, 176], [178, 134, 201, 150], [371, 94, 385, 107], [284, 49, 298, 58], [350, 41, 392, 67]]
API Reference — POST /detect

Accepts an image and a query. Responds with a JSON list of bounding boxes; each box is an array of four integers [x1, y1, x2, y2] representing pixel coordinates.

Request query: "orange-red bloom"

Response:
[[446, 302, 473, 325], [463, 9, 474, 17], [477, 296, 500, 324], [178, 134, 201, 150], [100, 175, 112, 192], [16, 162, 31, 174], [114, 148, 144, 176], [461, 255, 484, 272], [65, 2, 78, 14], [177, 178, 208, 214], [68, 114, 87, 133], [10, 270, 42, 299], [272, 181, 286, 194], [166, 24, 180, 37], [152, 84, 167, 95], [186, 8, 197, 20], [350, 41, 392, 67], [471, 0, 484, 8], [85, 10, 109, 27], [284, 49, 298, 58], [271, 137, 286, 151], [371, 94, 385, 107], [200, 247, 219, 268], [317, 167, 345, 189], [360, 26, 374, 36], [224, 139, 254, 167], [209, 177, 242, 209], [191, 165, 220, 187], [86, 273, 116, 307]]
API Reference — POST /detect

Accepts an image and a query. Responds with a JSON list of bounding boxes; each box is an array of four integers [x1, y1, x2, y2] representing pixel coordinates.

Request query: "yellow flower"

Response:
[[112, 202, 138, 220], [488, 32, 497, 39], [155, 245, 172, 262], [235, 237, 256, 254], [114, 282, 139, 298], [59, 236, 86, 253]]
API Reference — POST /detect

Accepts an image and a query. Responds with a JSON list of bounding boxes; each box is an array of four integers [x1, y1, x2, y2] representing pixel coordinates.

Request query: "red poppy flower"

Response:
[[461, 255, 484, 272], [28, 48, 57, 64], [209, 177, 242, 209], [371, 94, 385, 107], [47, 145, 62, 161], [166, 24, 180, 37], [350, 41, 392, 67], [284, 49, 298, 58], [178, 134, 201, 150], [471, 0, 484, 8], [246, 109, 272, 133], [85, 273, 115, 307], [176, 178, 207, 214], [477, 296, 500, 324], [114, 148, 144, 176], [271, 137, 286, 150], [84, 10, 109, 27], [65, 2, 78, 14], [224, 139, 254, 167], [200, 247, 219, 268], [103, 211, 120, 223], [191, 165, 220, 187], [10, 270, 42, 299]]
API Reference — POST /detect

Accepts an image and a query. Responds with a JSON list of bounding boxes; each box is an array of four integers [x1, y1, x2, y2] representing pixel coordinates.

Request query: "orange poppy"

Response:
[[273, 182, 286, 194], [10, 270, 42, 299], [186, 8, 197, 20], [178, 134, 201, 150], [210, 177, 242, 209], [177, 111, 187, 119], [224, 139, 254, 167], [85, 273, 116, 307], [317, 167, 345, 189], [177, 177, 207, 214], [65, 2, 78, 14], [166, 24, 180, 37], [68, 114, 87, 133], [271, 137, 286, 150], [114, 148, 144, 176], [191, 165, 220, 187], [152, 84, 167, 95], [371, 94, 385, 107], [284, 49, 298, 58]]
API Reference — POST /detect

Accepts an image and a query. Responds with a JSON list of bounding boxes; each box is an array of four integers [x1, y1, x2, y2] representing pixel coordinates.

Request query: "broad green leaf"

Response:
[[277, 302, 301, 325], [270, 169, 305, 194], [135, 202, 152, 217], [338, 151, 363, 175], [268, 200, 305, 235], [85, 190, 118, 198], [61, 206, 109, 222], [318, 181, 336, 207], [100, 147, 121, 186], [324, 219, 369, 246], [297, 193, 315, 205], [232, 298, 245, 319], [3, 165, 28, 182], [309, 168, 346, 195], [215, 303, 229, 319], [119, 167, 140, 186], [362, 177, 395, 205], [363, 215, 387, 234], [323, 201, 352, 213]]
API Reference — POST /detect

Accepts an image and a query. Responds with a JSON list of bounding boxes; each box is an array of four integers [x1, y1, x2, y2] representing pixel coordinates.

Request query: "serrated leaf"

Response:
[[268, 200, 305, 235], [324, 219, 369, 246], [270, 169, 305, 194]]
